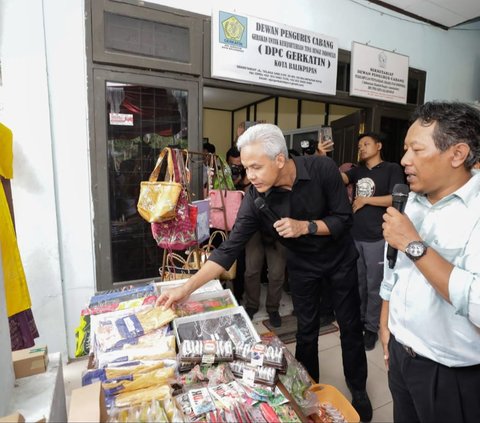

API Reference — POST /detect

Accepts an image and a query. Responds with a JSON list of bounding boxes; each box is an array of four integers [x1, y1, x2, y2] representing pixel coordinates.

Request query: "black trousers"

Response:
[[289, 256, 367, 388], [389, 335, 480, 423]]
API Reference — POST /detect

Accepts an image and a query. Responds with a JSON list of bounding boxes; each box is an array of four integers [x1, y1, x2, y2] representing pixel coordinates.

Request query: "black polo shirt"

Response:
[[209, 155, 358, 275], [345, 161, 405, 241]]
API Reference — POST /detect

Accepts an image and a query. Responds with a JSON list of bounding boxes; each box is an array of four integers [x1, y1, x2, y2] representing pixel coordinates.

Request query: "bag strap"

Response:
[[185, 248, 202, 269], [148, 147, 175, 183], [206, 153, 215, 193], [172, 149, 196, 206], [205, 230, 228, 252]]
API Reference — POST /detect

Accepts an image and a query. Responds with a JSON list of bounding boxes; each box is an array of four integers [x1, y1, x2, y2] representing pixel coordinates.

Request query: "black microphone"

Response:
[[387, 184, 410, 269], [254, 197, 280, 223]]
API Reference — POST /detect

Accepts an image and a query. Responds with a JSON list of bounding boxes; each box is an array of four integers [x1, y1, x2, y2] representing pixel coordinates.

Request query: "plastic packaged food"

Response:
[[179, 340, 234, 363], [228, 360, 278, 386], [234, 342, 287, 373]]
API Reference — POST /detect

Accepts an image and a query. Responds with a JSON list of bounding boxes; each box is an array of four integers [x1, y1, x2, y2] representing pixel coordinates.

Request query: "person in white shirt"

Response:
[[380, 101, 480, 423]]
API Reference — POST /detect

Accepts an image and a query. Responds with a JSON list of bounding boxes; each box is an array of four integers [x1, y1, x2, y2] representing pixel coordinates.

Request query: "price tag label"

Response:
[[250, 343, 266, 367], [203, 340, 217, 355], [242, 365, 256, 386], [201, 354, 215, 364]]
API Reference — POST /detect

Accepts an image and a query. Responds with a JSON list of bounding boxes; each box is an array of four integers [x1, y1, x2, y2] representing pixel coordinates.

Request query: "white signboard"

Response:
[[212, 10, 338, 96], [350, 42, 409, 104]]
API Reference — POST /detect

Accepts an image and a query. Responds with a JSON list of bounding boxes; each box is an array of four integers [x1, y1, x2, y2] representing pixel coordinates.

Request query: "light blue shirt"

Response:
[[380, 171, 480, 366]]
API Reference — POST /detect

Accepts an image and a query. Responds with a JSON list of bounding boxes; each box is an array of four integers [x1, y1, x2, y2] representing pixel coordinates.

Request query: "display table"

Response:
[[79, 281, 358, 422]]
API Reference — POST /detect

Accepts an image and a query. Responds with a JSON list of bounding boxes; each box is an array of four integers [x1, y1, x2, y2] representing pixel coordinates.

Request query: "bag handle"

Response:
[[171, 148, 195, 203], [148, 147, 175, 183], [206, 153, 215, 193], [204, 230, 228, 253]]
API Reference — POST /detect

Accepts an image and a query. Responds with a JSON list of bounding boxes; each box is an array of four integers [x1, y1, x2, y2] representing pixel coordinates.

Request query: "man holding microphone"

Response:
[[381, 101, 480, 422], [157, 123, 372, 422]]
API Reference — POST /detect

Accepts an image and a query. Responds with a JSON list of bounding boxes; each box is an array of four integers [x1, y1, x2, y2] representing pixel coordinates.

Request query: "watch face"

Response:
[[407, 241, 425, 257], [308, 221, 317, 234]]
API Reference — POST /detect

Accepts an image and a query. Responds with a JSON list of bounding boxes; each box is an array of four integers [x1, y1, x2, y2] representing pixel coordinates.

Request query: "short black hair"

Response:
[[226, 146, 240, 160], [203, 142, 216, 154], [357, 132, 383, 144], [411, 101, 480, 169]]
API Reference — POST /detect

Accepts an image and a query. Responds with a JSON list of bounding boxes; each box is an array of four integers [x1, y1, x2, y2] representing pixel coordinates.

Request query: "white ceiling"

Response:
[[374, 0, 480, 28]]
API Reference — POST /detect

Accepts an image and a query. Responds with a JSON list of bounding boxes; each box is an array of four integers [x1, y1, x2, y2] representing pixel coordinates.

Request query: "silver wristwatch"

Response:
[[405, 241, 428, 261]]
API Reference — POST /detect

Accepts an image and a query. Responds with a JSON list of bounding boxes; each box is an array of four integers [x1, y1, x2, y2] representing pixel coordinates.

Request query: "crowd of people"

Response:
[[158, 101, 480, 423]]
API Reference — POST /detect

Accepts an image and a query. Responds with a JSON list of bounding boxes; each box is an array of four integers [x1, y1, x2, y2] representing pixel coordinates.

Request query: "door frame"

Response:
[[91, 67, 200, 290]]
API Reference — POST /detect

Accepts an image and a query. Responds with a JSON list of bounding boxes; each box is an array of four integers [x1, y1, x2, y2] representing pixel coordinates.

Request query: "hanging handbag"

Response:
[[212, 156, 236, 190], [208, 155, 244, 231], [151, 149, 198, 251], [192, 198, 211, 244], [200, 230, 237, 281], [160, 250, 202, 281], [160, 231, 236, 281], [137, 147, 182, 223]]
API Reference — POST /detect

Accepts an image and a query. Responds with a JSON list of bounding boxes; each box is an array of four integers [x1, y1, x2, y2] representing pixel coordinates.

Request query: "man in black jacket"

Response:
[[158, 123, 372, 422]]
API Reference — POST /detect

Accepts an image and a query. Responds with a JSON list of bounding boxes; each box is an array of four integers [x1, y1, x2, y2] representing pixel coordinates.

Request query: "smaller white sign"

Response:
[[350, 42, 409, 104], [109, 113, 134, 126]]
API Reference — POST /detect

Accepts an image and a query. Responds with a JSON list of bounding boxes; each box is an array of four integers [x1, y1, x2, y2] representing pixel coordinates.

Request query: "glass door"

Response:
[[92, 69, 199, 290]]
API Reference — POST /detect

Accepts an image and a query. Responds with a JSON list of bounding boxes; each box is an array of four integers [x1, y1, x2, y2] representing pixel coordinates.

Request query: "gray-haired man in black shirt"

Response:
[[157, 123, 372, 422]]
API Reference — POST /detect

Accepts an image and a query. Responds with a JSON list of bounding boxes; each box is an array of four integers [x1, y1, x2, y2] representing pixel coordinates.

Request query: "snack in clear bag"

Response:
[[279, 362, 318, 416], [175, 392, 204, 422], [205, 363, 235, 386], [184, 386, 216, 417], [82, 360, 168, 385], [178, 364, 209, 387], [102, 366, 175, 397], [207, 380, 247, 409], [113, 383, 171, 408], [95, 335, 176, 368], [234, 342, 287, 373], [228, 360, 278, 386], [175, 289, 237, 317], [179, 339, 234, 363], [108, 398, 171, 422], [91, 306, 176, 352], [317, 401, 348, 423], [272, 403, 302, 423]]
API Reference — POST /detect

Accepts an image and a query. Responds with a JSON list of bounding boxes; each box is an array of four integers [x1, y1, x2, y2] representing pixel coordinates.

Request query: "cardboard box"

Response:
[[68, 382, 107, 423], [0, 412, 25, 423], [12, 346, 49, 379]]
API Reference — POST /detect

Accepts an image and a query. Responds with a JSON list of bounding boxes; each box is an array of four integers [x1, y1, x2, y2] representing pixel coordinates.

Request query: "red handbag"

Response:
[[151, 149, 198, 251]]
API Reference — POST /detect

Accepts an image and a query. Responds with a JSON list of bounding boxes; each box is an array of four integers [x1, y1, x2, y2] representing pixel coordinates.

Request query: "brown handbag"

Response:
[[137, 147, 182, 223], [160, 230, 237, 281], [200, 230, 237, 281], [160, 249, 202, 281]]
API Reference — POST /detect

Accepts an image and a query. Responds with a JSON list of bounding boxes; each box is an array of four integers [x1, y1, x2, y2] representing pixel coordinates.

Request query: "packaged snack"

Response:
[[188, 387, 216, 416], [175, 289, 237, 317], [229, 360, 277, 386], [179, 340, 234, 363], [235, 342, 287, 373]]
